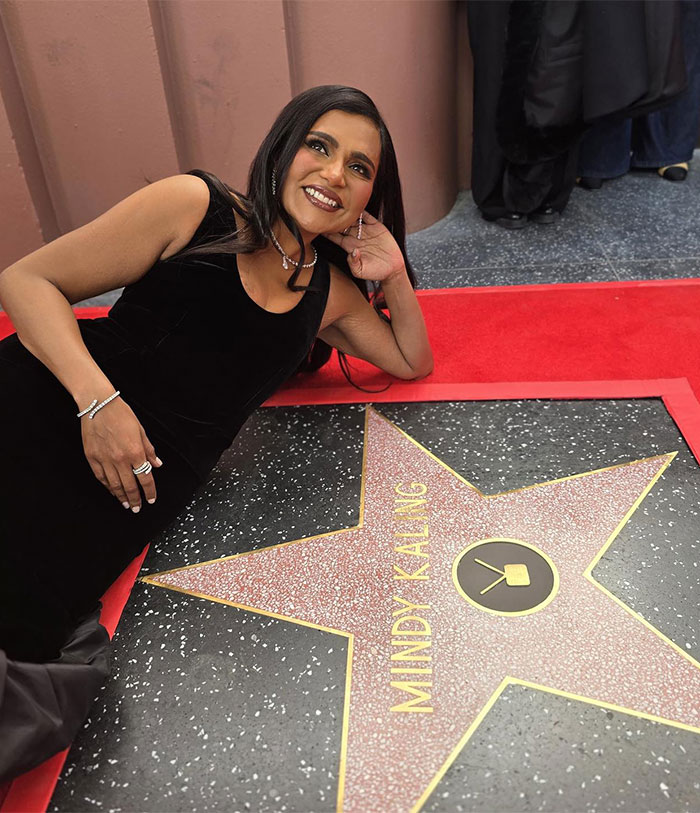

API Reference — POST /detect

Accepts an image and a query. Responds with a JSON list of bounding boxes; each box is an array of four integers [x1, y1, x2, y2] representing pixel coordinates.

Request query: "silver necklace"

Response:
[[270, 231, 317, 271]]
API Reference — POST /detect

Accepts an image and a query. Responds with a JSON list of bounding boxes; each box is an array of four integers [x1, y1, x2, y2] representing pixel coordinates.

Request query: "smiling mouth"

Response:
[[303, 186, 341, 211]]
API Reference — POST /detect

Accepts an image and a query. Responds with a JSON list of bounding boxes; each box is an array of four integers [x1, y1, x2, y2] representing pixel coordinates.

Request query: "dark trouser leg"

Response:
[[544, 140, 583, 212], [503, 139, 581, 216], [577, 117, 633, 178], [467, 0, 510, 217], [631, 0, 700, 167]]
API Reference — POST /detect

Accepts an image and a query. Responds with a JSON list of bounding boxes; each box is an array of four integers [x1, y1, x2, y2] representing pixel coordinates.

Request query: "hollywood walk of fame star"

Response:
[[144, 407, 700, 813]]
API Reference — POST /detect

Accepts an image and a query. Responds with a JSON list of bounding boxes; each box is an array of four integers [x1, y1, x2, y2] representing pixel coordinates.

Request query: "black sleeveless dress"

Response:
[[0, 169, 331, 664]]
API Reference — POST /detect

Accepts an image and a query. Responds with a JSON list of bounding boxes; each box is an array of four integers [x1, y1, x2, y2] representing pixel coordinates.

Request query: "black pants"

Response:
[[467, 0, 581, 218]]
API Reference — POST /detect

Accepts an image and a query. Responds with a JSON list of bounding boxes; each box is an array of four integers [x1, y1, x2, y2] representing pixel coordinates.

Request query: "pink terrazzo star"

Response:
[[147, 407, 700, 813]]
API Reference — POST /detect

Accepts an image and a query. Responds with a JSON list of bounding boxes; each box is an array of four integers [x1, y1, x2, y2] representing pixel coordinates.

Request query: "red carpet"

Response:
[[2, 277, 700, 810], [267, 278, 700, 403]]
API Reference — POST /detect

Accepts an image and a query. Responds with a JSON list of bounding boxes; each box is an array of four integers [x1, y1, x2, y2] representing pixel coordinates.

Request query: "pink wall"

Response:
[[151, 0, 292, 191], [0, 0, 473, 270], [1, 0, 177, 238]]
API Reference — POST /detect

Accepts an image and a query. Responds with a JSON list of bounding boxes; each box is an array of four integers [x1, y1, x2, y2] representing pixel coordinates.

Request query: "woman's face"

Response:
[[281, 110, 381, 238]]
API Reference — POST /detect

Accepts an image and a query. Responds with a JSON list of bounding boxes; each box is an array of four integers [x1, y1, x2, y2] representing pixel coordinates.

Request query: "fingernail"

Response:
[[155, 457, 163, 466], [147, 498, 156, 505], [131, 505, 141, 514], [122, 502, 130, 510], [352, 249, 358, 258]]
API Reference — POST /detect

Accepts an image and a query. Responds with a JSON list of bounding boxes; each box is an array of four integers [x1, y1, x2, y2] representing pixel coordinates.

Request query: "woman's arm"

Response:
[[319, 211, 433, 380], [319, 267, 433, 379], [0, 173, 210, 509], [0, 174, 209, 398]]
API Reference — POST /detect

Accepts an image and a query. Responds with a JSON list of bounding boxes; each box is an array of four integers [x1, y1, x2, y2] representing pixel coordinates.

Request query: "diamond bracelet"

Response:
[[76, 390, 121, 420]]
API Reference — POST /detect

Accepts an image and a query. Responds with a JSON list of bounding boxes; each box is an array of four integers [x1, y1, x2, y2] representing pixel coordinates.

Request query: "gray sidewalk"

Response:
[[407, 151, 700, 289]]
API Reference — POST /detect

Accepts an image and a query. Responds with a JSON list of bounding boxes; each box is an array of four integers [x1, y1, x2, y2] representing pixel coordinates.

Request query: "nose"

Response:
[[320, 157, 346, 187]]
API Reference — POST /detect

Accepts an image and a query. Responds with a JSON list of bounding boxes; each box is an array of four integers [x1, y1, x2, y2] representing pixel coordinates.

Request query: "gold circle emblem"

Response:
[[452, 538, 559, 617]]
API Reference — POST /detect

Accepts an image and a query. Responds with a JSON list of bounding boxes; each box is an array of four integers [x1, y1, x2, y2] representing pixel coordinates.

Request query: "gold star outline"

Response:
[[143, 406, 698, 813]]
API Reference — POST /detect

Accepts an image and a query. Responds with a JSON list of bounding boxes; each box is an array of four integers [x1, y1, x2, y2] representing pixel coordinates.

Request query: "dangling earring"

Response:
[[271, 169, 277, 196], [357, 212, 363, 240]]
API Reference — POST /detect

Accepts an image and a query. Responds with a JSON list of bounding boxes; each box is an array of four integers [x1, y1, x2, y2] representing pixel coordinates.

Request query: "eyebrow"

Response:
[[308, 130, 377, 172]]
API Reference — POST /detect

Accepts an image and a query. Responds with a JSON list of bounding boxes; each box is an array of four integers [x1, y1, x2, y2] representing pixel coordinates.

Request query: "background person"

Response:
[[578, 0, 700, 188], [468, 0, 687, 229]]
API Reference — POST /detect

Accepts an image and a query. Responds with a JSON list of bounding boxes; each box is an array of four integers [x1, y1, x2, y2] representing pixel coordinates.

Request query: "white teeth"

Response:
[[305, 187, 339, 208]]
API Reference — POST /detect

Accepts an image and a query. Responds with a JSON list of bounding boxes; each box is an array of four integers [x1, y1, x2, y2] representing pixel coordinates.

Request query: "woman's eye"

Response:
[[306, 139, 371, 178], [306, 139, 328, 154]]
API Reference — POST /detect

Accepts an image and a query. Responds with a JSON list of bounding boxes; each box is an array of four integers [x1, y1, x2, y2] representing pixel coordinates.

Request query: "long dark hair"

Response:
[[169, 85, 416, 376]]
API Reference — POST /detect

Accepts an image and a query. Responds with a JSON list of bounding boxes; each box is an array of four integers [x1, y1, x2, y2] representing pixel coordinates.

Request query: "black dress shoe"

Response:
[[658, 163, 688, 181], [528, 206, 560, 224], [577, 176, 604, 190], [482, 211, 529, 230]]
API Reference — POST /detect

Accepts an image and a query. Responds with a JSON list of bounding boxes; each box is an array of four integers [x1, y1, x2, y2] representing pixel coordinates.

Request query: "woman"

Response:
[[577, 0, 700, 189], [0, 85, 432, 783]]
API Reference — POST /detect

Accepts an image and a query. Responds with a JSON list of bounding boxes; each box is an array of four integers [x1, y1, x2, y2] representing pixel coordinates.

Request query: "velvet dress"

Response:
[[0, 169, 331, 782]]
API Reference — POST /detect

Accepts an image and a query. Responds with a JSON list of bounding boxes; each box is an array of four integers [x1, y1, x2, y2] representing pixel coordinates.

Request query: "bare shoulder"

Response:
[[156, 173, 212, 261], [327, 263, 366, 299], [321, 263, 369, 329], [1, 172, 220, 305], [327, 263, 366, 302], [143, 172, 210, 214]]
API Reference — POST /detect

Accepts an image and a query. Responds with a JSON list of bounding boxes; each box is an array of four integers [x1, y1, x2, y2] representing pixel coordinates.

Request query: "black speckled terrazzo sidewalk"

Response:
[[405, 151, 700, 290], [50, 400, 700, 813], [25, 155, 700, 812]]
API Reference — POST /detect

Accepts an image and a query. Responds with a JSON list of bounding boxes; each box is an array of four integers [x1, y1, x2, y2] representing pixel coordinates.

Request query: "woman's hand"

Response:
[[323, 211, 405, 282], [318, 208, 433, 382], [80, 397, 162, 513]]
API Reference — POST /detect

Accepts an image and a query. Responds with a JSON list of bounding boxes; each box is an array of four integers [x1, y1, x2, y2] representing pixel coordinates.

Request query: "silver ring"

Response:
[[132, 461, 152, 476]]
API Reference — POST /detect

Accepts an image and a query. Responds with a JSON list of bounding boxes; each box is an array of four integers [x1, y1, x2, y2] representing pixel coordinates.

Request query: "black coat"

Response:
[[468, 0, 687, 214], [498, 0, 687, 164]]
